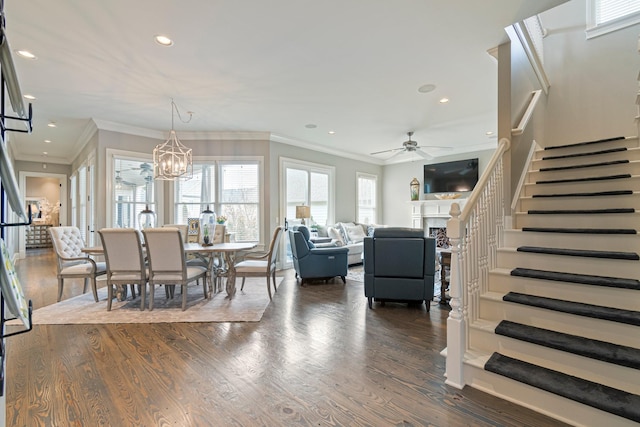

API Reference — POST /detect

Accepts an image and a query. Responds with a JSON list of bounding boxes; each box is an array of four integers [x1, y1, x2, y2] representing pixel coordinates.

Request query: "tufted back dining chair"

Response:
[[97, 228, 147, 311], [49, 226, 106, 302]]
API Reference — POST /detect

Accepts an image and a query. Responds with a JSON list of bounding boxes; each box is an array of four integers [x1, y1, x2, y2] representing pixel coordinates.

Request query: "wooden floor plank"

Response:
[[5, 248, 569, 426]]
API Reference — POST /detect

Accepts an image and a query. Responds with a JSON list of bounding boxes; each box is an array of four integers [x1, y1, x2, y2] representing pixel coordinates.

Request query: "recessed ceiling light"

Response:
[[418, 84, 436, 93], [44, 139, 51, 143], [328, 131, 336, 135], [42, 151, 48, 155], [439, 97, 449, 104], [47, 122, 56, 128], [16, 50, 36, 60], [486, 131, 494, 136], [24, 94, 36, 100], [305, 124, 317, 129], [154, 35, 174, 46]]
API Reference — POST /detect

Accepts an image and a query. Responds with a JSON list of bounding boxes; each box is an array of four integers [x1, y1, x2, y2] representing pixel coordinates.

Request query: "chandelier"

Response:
[[153, 99, 193, 180]]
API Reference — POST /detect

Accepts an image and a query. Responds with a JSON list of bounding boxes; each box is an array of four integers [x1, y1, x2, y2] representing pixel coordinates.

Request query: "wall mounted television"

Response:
[[423, 158, 479, 194]]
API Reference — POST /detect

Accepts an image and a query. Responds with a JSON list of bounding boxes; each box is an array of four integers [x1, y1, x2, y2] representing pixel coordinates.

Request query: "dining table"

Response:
[[82, 241, 257, 299]]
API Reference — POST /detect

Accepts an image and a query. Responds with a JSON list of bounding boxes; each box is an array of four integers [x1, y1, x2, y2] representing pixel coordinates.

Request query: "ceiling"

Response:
[[3, 0, 566, 166]]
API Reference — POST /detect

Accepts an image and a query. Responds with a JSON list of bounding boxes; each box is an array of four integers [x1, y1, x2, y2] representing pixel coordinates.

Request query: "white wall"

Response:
[[382, 149, 495, 227], [541, 0, 640, 142]]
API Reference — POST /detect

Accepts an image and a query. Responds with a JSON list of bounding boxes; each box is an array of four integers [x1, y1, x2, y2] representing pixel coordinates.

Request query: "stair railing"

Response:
[[444, 137, 510, 389]]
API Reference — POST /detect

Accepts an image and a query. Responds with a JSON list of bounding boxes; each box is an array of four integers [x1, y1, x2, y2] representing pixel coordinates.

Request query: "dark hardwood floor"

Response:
[[5, 249, 568, 426]]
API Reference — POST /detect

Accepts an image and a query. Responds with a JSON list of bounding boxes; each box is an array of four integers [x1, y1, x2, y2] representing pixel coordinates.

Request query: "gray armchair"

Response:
[[289, 225, 349, 284], [363, 227, 436, 310]]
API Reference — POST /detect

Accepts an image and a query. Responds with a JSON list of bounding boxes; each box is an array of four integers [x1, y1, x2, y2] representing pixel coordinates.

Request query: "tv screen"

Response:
[[423, 158, 479, 194]]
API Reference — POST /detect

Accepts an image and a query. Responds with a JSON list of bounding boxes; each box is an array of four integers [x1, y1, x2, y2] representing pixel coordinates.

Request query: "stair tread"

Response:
[[541, 146, 628, 160], [516, 246, 640, 260], [503, 292, 640, 326], [484, 352, 640, 423], [495, 320, 640, 369], [521, 227, 638, 234], [530, 190, 634, 198], [536, 174, 632, 184], [543, 136, 626, 150], [510, 267, 640, 289], [538, 159, 630, 172], [527, 208, 635, 214]]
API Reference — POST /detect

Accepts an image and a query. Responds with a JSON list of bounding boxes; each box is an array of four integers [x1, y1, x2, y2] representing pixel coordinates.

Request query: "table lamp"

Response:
[[295, 205, 310, 225]]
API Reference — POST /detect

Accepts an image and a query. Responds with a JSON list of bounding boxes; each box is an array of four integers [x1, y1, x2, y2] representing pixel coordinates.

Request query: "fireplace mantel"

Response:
[[410, 198, 468, 231]]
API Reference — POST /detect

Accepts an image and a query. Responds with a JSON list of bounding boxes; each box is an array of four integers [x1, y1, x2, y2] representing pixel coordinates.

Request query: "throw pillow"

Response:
[[327, 226, 345, 246], [315, 224, 328, 237], [336, 222, 355, 244], [345, 224, 366, 243]]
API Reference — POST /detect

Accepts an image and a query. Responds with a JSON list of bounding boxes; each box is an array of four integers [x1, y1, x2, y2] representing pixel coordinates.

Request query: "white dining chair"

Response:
[[143, 228, 208, 310], [97, 228, 147, 311]]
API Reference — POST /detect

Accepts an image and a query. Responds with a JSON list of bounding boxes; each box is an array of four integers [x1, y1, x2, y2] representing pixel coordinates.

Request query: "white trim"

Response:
[[586, 1, 640, 39]]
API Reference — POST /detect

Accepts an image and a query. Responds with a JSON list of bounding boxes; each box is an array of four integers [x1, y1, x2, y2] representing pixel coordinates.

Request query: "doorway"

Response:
[[18, 171, 68, 258]]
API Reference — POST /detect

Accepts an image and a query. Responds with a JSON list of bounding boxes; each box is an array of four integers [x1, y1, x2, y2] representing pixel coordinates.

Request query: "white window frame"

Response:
[[168, 156, 264, 246], [105, 149, 164, 228], [279, 157, 336, 268], [587, 0, 640, 39], [356, 172, 378, 224]]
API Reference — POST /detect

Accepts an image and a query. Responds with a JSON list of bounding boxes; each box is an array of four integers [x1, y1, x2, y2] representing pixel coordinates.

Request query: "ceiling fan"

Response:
[[371, 132, 451, 160]]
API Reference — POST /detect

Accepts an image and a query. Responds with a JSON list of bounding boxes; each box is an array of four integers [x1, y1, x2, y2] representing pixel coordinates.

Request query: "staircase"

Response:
[[464, 136, 640, 426]]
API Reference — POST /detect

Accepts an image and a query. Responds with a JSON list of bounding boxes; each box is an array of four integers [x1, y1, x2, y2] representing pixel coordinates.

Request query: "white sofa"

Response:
[[316, 222, 386, 265]]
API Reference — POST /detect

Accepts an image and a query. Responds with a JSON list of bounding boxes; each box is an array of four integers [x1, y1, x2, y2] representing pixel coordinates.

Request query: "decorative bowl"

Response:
[[434, 193, 461, 200]]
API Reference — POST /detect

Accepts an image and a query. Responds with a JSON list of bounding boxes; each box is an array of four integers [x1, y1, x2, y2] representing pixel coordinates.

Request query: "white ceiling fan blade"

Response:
[[416, 145, 453, 150], [385, 150, 406, 161], [370, 147, 403, 155], [415, 149, 433, 160]]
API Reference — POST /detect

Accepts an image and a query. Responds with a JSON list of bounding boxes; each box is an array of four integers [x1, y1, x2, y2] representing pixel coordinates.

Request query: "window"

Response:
[[109, 155, 158, 228], [357, 173, 377, 224], [174, 160, 261, 242], [587, 0, 640, 38]]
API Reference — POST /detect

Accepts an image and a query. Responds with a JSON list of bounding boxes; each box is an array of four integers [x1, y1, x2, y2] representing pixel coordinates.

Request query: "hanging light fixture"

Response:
[[153, 99, 193, 180]]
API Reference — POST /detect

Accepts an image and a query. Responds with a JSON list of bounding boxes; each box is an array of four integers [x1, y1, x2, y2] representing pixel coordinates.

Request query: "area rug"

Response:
[[347, 265, 364, 282], [11, 277, 276, 325]]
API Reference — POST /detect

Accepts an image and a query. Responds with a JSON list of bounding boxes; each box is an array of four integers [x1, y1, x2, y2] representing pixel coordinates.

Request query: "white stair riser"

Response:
[[523, 177, 640, 195], [518, 194, 640, 212], [534, 138, 639, 159], [504, 229, 640, 252], [479, 297, 639, 348], [529, 162, 640, 183], [469, 326, 640, 395], [496, 249, 639, 279], [514, 212, 640, 229], [534, 147, 640, 168], [488, 270, 640, 311], [463, 361, 639, 427]]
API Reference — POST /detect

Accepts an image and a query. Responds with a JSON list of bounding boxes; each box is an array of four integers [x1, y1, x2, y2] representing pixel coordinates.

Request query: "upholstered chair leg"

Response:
[[241, 277, 246, 290], [149, 284, 155, 311], [271, 272, 277, 293], [341, 276, 346, 284], [266, 277, 272, 300], [140, 283, 145, 311], [82, 277, 89, 295], [57, 278, 64, 302], [368, 297, 372, 309]]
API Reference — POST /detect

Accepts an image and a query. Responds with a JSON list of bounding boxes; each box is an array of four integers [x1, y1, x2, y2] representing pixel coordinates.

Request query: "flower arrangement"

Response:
[[216, 215, 227, 224]]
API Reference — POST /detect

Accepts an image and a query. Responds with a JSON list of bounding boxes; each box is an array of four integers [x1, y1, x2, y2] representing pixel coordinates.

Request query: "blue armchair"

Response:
[[289, 225, 349, 284], [364, 227, 436, 310]]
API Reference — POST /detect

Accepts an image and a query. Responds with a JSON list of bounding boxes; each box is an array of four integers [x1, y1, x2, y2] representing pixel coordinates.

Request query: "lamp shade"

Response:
[[295, 205, 310, 219]]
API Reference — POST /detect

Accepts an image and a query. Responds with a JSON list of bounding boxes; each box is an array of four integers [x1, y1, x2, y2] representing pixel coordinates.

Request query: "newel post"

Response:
[[445, 202, 466, 389]]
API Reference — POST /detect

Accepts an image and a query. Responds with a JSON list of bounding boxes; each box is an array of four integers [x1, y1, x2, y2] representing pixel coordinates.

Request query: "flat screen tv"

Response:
[[423, 158, 479, 194]]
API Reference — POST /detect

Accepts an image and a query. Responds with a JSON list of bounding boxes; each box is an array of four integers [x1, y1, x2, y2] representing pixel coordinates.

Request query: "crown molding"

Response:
[[269, 133, 385, 165], [92, 119, 165, 139]]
